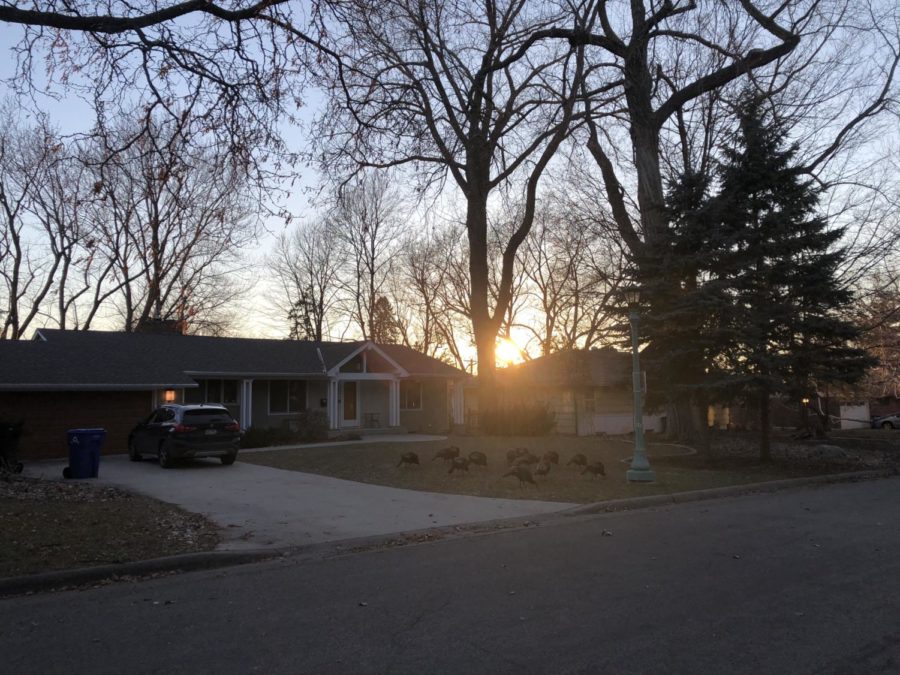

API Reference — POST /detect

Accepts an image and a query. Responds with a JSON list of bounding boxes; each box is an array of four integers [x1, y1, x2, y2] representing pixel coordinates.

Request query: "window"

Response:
[[269, 380, 306, 414], [223, 380, 239, 404], [207, 379, 223, 403], [340, 354, 364, 373], [400, 381, 422, 410], [187, 379, 240, 404], [184, 385, 204, 404]]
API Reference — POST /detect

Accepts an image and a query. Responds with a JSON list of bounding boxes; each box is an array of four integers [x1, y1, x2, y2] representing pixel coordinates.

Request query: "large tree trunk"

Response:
[[759, 388, 771, 462], [694, 388, 712, 460], [466, 192, 497, 388]]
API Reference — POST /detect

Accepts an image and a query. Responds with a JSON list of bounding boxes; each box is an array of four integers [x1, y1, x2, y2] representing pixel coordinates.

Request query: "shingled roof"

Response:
[[499, 348, 631, 388], [0, 330, 464, 391]]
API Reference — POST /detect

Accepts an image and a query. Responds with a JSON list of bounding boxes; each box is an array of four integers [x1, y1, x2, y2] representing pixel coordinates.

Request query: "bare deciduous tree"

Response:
[[87, 116, 259, 334], [315, 0, 586, 386], [0, 114, 73, 338], [331, 172, 404, 341], [854, 268, 900, 399], [2, 0, 331, 196], [269, 219, 344, 341], [518, 198, 624, 355]]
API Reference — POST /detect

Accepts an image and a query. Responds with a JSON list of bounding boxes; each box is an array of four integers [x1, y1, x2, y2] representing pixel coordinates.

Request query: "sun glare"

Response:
[[495, 337, 524, 368]]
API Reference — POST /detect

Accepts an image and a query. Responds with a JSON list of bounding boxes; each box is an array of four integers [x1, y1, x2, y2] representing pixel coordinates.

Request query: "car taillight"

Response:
[[173, 424, 197, 433], [224, 422, 240, 432]]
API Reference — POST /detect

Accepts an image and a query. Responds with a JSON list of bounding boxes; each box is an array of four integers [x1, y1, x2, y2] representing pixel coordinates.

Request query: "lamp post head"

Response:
[[624, 286, 641, 307]]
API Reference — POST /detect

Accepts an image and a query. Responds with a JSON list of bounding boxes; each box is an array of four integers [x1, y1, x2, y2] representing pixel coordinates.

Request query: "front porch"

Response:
[[166, 343, 464, 435], [326, 377, 403, 432]]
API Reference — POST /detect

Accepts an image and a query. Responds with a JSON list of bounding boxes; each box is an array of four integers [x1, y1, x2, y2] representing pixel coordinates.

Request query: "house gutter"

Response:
[[184, 370, 328, 378], [0, 383, 198, 391]]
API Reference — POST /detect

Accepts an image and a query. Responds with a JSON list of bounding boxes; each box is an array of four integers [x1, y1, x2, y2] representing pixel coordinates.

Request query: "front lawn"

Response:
[[0, 476, 219, 579], [240, 435, 848, 504]]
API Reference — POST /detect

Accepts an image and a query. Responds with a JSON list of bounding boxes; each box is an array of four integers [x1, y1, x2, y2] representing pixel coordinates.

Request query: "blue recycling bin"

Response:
[[65, 428, 106, 479]]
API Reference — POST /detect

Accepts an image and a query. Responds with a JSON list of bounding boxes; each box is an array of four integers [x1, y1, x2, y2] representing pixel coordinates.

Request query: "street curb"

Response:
[[560, 468, 898, 517], [0, 549, 278, 598], [3, 468, 896, 598]]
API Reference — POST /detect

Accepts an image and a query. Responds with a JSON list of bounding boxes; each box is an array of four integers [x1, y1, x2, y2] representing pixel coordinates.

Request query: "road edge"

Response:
[[3, 467, 895, 598], [561, 467, 898, 516]]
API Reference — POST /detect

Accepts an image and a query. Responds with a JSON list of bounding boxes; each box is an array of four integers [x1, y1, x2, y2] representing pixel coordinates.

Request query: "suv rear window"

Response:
[[183, 408, 232, 424]]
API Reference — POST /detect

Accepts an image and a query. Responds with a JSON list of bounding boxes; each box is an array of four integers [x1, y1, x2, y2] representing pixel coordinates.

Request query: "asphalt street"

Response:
[[3, 476, 899, 674]]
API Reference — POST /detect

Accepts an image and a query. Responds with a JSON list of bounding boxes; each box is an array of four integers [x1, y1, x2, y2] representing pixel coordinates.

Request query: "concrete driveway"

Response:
[[27, 455, 573, 551]]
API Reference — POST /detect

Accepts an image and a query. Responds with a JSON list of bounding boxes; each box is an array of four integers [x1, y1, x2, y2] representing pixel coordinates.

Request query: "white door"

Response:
[[340, 381, 359, 427]]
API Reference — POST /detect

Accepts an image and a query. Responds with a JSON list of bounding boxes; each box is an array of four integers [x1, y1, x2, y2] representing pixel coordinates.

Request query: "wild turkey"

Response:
[[567, 453, 588, 467], [503, 466, 537, 487], [542, 451, 560, 465], [448, 457, 471, 474], [396, 452, 419, 468], [468, 451, 488, 467], [514, 452, 539, 466], [582, 461, 606, 478], [433, 446, 460, 462], [506, 447, 529, 465], [534, 461, 551, 478]]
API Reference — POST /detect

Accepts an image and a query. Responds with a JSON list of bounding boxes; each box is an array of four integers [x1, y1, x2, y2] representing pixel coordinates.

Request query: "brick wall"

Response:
[[0, 391, 154, 460]]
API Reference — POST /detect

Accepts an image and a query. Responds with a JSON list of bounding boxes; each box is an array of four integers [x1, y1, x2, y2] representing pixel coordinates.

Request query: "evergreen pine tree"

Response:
[[287, 290, 317, 341], [641, 171, 729, 452], [710, 94, 874, 460], [369, 296, 400, 344]]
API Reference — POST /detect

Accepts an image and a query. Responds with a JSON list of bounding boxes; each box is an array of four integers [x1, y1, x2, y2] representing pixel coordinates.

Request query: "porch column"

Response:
[[389, 379, 400, 427], [329, 380, 340, 430], [451, 381, 465, 425], [240, 379, 253, 429]]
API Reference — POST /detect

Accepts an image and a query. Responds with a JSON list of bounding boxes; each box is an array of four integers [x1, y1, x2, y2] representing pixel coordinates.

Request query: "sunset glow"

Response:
[[495, 337, 524, 367]]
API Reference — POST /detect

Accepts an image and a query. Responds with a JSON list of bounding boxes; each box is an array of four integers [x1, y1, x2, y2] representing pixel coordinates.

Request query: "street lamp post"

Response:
[[625, 288, 656, 483]]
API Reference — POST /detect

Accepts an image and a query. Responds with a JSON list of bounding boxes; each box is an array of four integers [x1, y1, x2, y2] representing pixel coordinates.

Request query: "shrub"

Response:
[[480, 404, 556, 436], [292, 408, 329, 442], [241, 409, 329, 448]]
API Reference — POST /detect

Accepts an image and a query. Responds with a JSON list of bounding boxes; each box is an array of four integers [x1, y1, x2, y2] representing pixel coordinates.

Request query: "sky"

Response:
[[1, 13, 896, 362], [0, 23, 334, 339]]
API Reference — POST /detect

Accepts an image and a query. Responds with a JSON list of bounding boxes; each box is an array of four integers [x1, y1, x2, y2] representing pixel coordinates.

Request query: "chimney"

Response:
[[134, 317, 187, 335]]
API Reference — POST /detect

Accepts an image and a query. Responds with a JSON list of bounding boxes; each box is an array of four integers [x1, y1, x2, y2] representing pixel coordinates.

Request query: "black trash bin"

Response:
[[64, 428, 106, 479], [0, 421, 24, 473]]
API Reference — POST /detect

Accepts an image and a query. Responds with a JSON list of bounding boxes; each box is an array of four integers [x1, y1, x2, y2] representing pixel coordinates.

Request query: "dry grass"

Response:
[[0, 476, 219, 578], [240, 434, 846, 504]]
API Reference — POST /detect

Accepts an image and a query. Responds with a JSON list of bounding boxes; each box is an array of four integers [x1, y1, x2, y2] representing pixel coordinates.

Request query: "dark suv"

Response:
[[129, 404, 241, 468]]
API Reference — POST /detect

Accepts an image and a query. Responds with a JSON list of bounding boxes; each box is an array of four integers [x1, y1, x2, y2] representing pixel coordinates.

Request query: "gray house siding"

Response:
[[308, 380, 328, 411], [400, 380, 449, 433]]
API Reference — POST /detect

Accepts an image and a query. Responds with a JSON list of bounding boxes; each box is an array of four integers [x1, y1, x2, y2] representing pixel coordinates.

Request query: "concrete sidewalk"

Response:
[[27, 456, 573, 550]]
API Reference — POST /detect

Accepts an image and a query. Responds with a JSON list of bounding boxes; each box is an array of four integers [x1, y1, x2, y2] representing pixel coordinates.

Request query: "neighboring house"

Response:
[[0, 328, 466, 460], [492, 348, 665, 436]]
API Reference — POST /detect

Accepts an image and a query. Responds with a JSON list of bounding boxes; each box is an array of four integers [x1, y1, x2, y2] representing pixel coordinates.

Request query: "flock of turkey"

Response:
[[395, 445, 607, 487]]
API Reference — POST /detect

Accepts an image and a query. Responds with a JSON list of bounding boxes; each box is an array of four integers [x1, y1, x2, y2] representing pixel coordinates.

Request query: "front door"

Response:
[[341, 381, 359, 427]]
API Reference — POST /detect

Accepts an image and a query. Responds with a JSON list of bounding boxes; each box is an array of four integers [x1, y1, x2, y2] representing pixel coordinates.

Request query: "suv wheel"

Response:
[[158, 441, 175, 468], [882, 421, 895, 429], [128, 437, 142, 462], [220, 452, 238, 466]]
